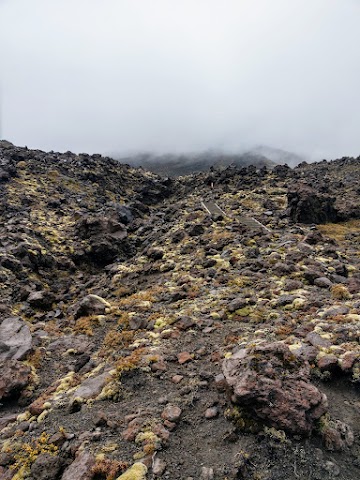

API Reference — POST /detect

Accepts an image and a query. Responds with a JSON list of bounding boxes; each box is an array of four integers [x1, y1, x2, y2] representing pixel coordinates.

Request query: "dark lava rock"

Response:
[[72, 294, 110, 319], [187, 223, 205, 237], [76, 216, 127, 241], [74, 215, 132, 266], [314, 277, 333, 288], [227, 298, 248, 313], [222, 342, 328, 434], [0, 359, 32, 400], [287, 186, 338, 224], [147, 247, 165, 260], [30, 453, 64, 480], [27, 290, 55, 310]]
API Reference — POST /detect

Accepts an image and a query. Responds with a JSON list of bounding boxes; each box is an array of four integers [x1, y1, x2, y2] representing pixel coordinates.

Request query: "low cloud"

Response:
[[1, 0, 360, 160]]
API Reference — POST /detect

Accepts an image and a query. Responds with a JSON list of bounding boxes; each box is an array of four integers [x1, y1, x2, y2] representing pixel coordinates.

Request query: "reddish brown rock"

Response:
[[214, 373, 227, 391], [172, 374, 184, 384], [340, 352, 358, 371], [317, 354, 338, 371], [177, 351, 193, 364], [205, 407, 219, 419], [321, 419, 354, 451], [122, 417, 144, 442], [153, 423, 170, 441], [222, 342, 328, 435], [161, 405, 182, 423], [151, 360, 167, 372]]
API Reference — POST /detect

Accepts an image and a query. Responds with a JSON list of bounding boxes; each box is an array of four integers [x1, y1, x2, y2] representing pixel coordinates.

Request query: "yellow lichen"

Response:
[[116, 462, 147, 480]]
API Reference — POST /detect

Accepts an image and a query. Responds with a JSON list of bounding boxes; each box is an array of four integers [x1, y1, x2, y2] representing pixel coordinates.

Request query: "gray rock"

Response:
[[61, 451, 95, 480], [0, 317, 32, 361], [152, 457, 167, 476], [71, 369, 112, 400], [322, 306, 350, 318], [314, 277, 333, 288], [306, 332, 332, 348], [321, 419, 354, 451], [200, 467, 214, 480], [47, 335, 90, 354]]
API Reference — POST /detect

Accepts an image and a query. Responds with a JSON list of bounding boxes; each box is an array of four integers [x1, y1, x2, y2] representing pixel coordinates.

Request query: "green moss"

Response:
[[234, 306, 253, 317], [224, 406, 261, 433]]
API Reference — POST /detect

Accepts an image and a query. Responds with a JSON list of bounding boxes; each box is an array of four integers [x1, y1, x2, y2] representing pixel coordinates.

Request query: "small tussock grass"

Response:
[[318, 219, 360, 242]]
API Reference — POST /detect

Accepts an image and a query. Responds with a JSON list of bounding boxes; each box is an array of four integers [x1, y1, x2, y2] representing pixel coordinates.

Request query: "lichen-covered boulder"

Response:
[[222, 342, 328, 435]]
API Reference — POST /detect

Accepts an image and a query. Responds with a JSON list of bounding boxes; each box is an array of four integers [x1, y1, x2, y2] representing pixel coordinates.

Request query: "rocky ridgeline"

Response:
[[0, 141, 360, 479]]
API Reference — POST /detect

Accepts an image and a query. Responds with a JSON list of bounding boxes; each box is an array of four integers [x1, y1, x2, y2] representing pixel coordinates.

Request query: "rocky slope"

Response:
[[0, 141, 360, 480]]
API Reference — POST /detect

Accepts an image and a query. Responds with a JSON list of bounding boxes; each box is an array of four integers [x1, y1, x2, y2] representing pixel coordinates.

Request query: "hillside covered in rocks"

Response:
[[0, 141, 360, 480]]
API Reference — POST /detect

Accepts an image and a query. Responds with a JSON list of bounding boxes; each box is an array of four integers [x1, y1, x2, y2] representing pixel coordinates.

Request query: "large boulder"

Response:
[[75, 216, 127, 241], [222, 342, 328, 435], [72, 294, 111, 319], [74, 215, 133, 266], [30, 453, 64, 480], [0, 317, 32, 361], [61, 451, 95, 480], [287, 186, 338, 224], [71, 369, 112, 401], [0, 359, 32, 400]]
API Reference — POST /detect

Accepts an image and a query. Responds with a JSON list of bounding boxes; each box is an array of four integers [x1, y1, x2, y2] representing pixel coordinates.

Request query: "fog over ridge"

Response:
[[1, 0, 360, 161]]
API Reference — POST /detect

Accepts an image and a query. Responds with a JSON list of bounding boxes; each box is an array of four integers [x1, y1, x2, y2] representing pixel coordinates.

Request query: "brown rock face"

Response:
[[0, 359, 32, 400], [222, 342, 328, 435]]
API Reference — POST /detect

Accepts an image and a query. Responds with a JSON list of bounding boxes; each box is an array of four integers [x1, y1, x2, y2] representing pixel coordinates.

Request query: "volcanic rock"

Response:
[[72, 294, 111, 319], [222, 342, 328, 434], [30, 453, 64, 480], [0, 317, 32, 361], [287, 186, 338, 224], [0, 359, 32, 400], [61, 451, 95, 480]]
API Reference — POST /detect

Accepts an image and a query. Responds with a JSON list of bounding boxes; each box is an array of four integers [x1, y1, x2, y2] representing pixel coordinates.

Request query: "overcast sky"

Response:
[[1, 0, 360, 160]]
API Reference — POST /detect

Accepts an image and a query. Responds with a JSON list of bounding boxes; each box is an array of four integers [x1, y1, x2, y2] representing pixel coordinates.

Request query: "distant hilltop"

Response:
[[114, 146, 306, 177]]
